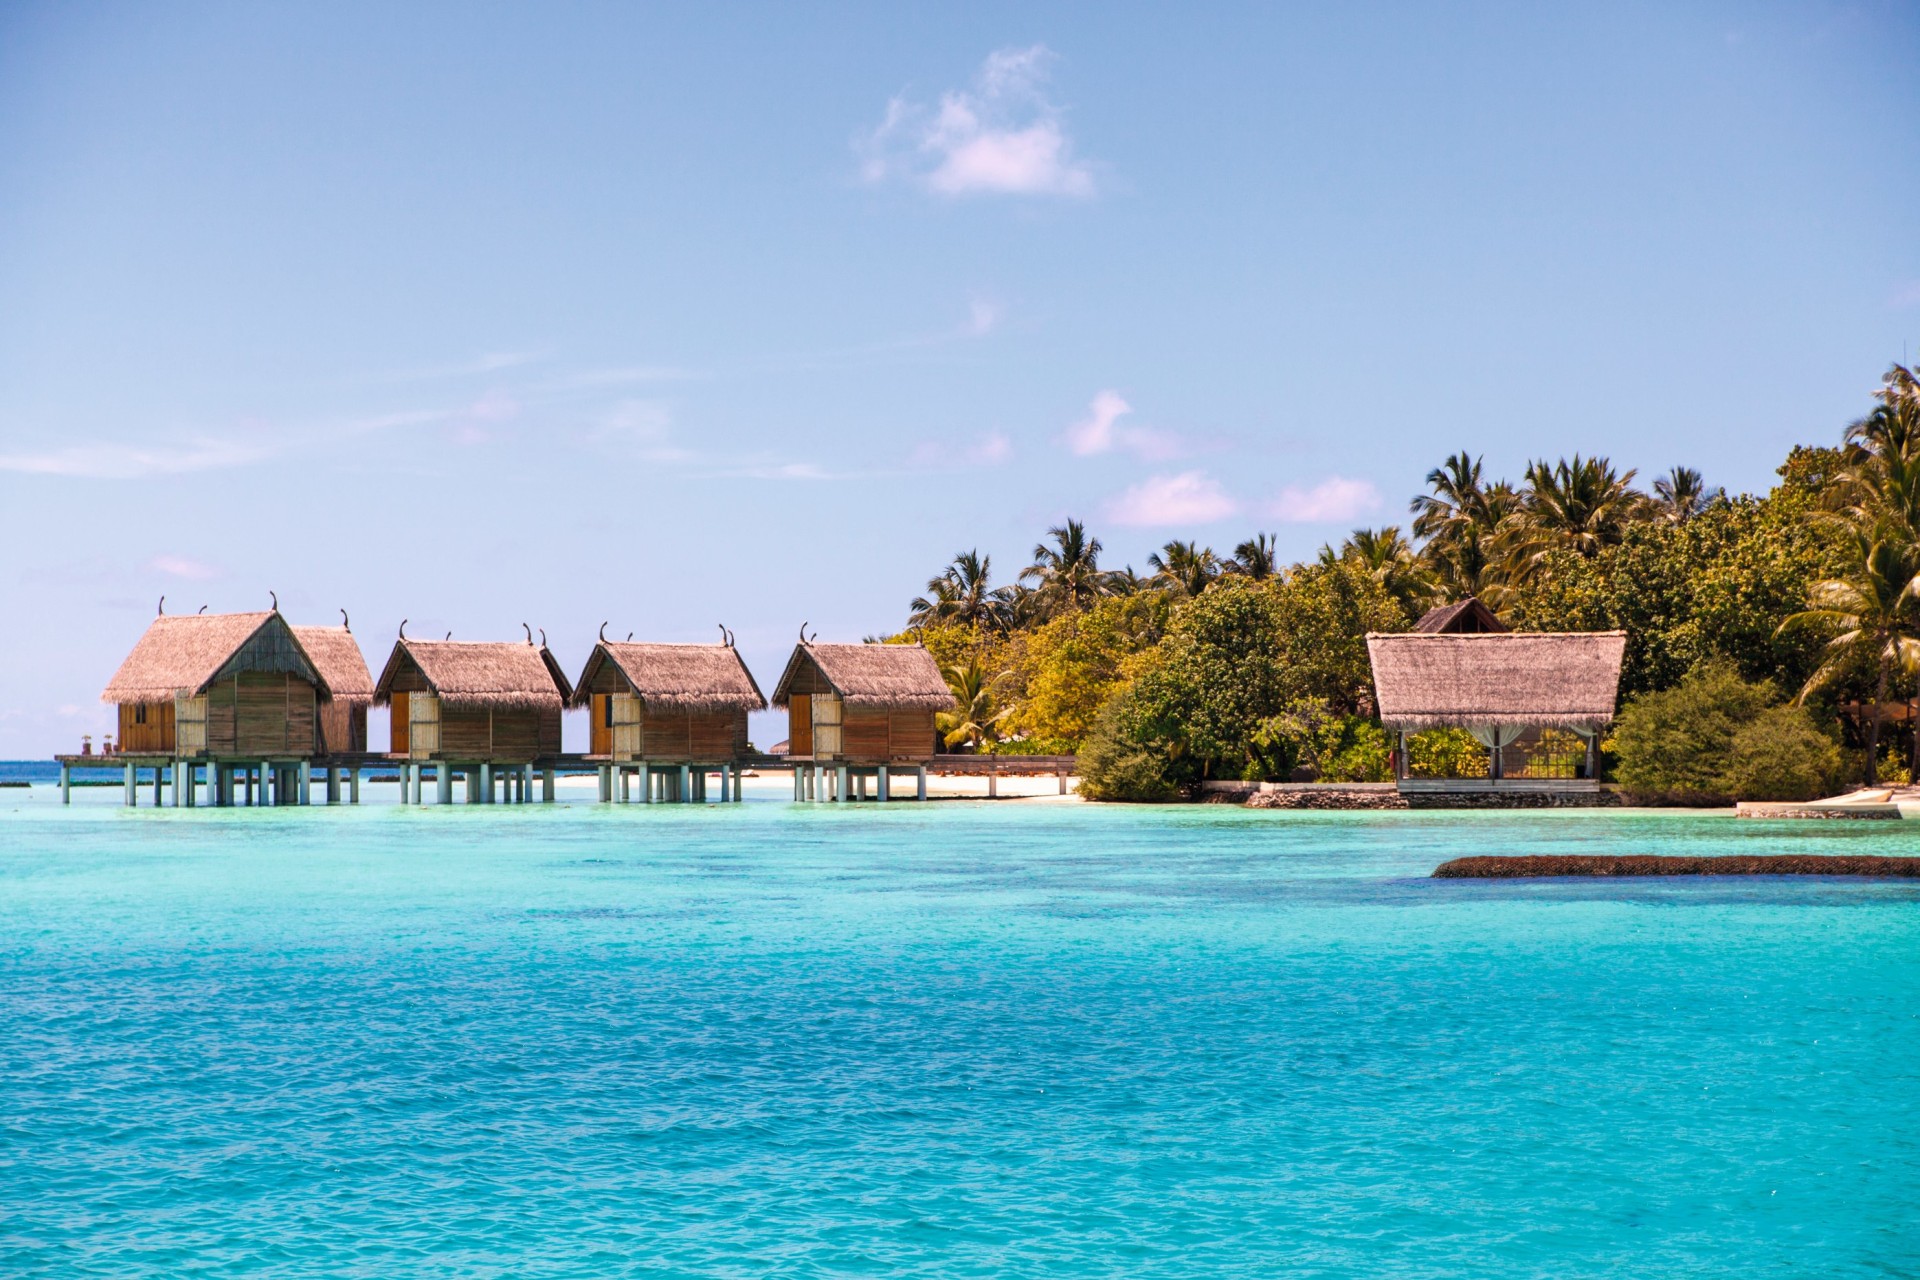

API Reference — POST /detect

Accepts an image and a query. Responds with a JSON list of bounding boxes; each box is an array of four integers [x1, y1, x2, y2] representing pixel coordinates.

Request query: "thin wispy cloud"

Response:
[[1107, 471, 1239, 527], [149, 555, 217, 580], [908, 430, 1013, 471], [0, 437, 278, 479], [1064, 391, 1183, 462], [1269, 476, 1381, 523], [860, 46, 1097, 198], [377, 350, 544, 384]]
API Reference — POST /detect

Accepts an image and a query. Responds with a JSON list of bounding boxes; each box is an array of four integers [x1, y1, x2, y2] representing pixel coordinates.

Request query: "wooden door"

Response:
[[590, 694, 613, 756], [788, 695, 812, 757], [812, 693, 842, 760], [409, 692, 440, 759], [174, 695, 209, 757], [390, 692, 410, 755], [611, 693, 643, 760]]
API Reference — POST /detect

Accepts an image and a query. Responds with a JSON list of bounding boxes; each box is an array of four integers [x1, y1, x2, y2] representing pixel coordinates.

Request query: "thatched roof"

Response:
[[291, 627, 374, 708], [1367, 631, 1627, 730], [771, 642, 954, 710], [102, 611, 328, 704], [570, 642, 767, 713], [1414, 596, 1508, 634], [374, 639, 573, 711]]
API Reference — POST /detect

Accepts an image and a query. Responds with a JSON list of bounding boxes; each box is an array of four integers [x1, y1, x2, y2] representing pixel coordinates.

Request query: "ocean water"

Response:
[[2, 782, 1918, 1277]]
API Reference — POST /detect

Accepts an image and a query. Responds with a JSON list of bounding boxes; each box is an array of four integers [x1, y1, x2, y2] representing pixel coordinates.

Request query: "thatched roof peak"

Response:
[[571, 641, 767, 713], [374, 638, 573, 712], [102, 611, 329, 705], [1367, 630, 1627, 731], [290, 626, 374, 708], [1414, 596, 1508, 634], [771, 641, 954, 710]]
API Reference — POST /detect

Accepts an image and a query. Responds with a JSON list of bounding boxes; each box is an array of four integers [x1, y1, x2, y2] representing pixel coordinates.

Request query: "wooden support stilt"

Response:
[[432, 764, 447, 805], [480, 763, 494, 805], [325, 766, 339, 805], [988, 771, 998, 799], [541, 767, 555, 803], [60, 762, 71, 805], [678, 764, 692, 805], [350, 767, 361, 805], [153, 765, 164, 807], [836, 764, 849, 804], [243, 766, 254, 807], [637, 763, 651, 804], [877, 766, 889, 803], [720, 764, 732, 803], [299, 761, 312, 806], [916, 765, 927, 801]]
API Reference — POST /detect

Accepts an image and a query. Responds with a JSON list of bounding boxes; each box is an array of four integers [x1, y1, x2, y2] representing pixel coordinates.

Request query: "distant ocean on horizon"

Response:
[[2, 790, 1916, 1276]]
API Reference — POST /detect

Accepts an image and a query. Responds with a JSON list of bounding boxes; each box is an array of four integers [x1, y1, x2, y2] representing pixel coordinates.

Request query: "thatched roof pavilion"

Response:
[[102, 610, 332, 758], [571, 640, 766, 765], [374, 636, 573, 763], [292, 624, 374, 754], [1366, 631, 1626, 732], [771, 641, 952, 764]]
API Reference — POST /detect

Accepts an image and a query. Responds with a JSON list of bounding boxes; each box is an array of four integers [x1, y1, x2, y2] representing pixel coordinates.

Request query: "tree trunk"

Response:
[[1866, 658, 1890, 785]]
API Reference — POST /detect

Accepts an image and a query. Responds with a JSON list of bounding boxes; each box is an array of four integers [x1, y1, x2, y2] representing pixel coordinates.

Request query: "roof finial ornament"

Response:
[[626, 631, 633, 641], [538, 628, 547, 648], [523, 622, 533, 645], [599, 621, 609, 642], [340, 609, 350, 631], [445, 631, 452, 640], [198, 605, 208, 614], [727, 628, 736, 648], [269, 590, 278, 611], [399, 618, 408, 639], [718, 623, 727, 645], [157, 596, 165, 616], [799, 621, 809, 645]]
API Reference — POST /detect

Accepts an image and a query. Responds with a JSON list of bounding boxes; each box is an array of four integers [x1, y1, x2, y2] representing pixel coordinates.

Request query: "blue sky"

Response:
[[1, 1, 1916, 756]]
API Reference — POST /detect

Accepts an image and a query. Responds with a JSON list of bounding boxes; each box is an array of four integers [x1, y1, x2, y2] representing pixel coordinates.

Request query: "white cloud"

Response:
[[1063, 390, 1184, 461], [1107, 471, 1240, 527], [0, 437, 277, 479], [967, 297, 1003, 336], [149, 555, 216, 580], [861, 46, 1096, 198], [909, 430, 1013, 470], [1270, 476, 1381, 523]]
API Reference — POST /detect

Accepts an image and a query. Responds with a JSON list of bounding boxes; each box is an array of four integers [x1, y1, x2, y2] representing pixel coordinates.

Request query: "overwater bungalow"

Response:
[[771, 639, 954, 801], [292, 619, 374, 755], [570, 634, 766, 802], [1366, 628, 1627, 800], [373, 631, 573, 804], [93, 606, 342, 805]]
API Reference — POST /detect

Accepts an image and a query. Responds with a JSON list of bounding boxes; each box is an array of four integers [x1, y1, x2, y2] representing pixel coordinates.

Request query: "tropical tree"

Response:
[[1230, 533, 1280, 581], [1020, 519, 1110, 616], [1651, 467, 1723, 522], [1147, 540, 1223, 598], [1778, 530, 1920, 784], [1409, 453, 1518, 605], [935, 657, 1008, 751], [909, 550, 1006, 631], [1324, 526, 1433, 620]]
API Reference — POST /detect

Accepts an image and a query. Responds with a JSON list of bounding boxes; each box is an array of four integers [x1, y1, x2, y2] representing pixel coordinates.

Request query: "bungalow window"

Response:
[[603, 696, 614, 729], [133, 705, 147, 725]]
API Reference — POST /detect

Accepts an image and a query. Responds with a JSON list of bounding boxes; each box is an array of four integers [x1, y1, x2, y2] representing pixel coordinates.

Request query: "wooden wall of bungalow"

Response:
[[379, 646, 566, 763], [778, 660, 942, 763], [580, 676, 750, 763]]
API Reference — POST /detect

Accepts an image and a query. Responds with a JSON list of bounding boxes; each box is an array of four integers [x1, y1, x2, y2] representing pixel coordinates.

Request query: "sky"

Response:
[[1, 1, 1917, 757]]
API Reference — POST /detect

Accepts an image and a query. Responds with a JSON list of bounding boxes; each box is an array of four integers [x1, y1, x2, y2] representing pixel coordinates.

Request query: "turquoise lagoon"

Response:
[[3, 781, 1918, 1276]]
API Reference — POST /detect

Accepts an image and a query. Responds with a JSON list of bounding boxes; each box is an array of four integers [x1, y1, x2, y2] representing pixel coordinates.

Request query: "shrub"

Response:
[[1613, 665, 1841, 804], [1076, 692, 1181, 802], [1406, 728, 1490, 779]]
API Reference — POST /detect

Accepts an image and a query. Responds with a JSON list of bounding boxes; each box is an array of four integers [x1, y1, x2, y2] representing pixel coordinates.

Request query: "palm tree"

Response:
[[1021, 519, 1109, 615], [1517, 455, 1648, 553], [1146, 540, 1222, 598], [935, 657, 1007, 751], [1651, 467, 1723, 522], [1847, 364, 1920, 461], [1778, 530, 1920, 784], [1326, 526, 1434, 618], [1410, 454, 1518, 604], [909, 550, 1006, 631], [1230, 533, 1280, 581]]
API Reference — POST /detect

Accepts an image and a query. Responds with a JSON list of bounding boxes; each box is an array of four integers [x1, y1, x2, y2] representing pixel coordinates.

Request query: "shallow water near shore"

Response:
[[3, 787, 1918, 1277]]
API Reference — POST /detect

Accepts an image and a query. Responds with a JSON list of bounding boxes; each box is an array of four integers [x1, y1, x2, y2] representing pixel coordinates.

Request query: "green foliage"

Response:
[[1098, 566, 1404, 783], [1406, 728, 1490, 779], [1003, 593, 1169, 752], [1612, 665, 1842, 804], [1075, 688, 1182, 802], [1506, 486, 1847, 699], [1253, 699, 1393, 781]]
